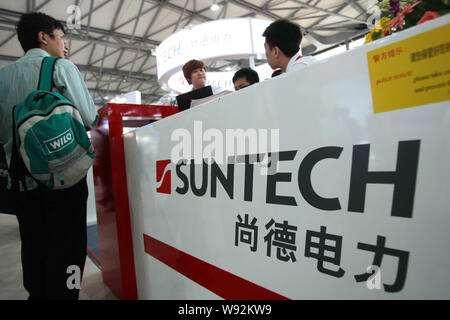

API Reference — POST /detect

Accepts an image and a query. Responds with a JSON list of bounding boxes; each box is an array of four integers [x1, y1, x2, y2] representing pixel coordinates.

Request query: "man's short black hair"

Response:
[[232, 68, 260, 84], [16, 12, 65, 52], [263, 19, 302, 57]]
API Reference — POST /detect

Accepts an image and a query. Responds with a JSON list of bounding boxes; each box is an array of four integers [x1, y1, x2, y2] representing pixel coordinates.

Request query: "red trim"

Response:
[[295, 55, 303, 61], [143, 234, 290, 300], [87, 247, 102, 266], [106, 104, 178, 300], [93, 103, 178, 300], [108, 110, 138, 300]]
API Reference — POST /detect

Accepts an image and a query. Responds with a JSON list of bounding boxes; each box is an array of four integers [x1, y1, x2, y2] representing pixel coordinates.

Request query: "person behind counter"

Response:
[[181, 59, 224, 94], [263, 19, 317, 74], [182, 59, 208, 91], [232, 68, 260, 91], [177, 59, 227, 111]]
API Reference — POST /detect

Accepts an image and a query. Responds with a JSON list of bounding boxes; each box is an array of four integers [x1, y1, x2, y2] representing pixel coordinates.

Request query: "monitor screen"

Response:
[[176, 86, 214, 111]]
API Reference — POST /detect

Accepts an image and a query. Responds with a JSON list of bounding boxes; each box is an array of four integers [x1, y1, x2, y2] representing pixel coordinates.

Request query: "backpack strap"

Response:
[[9, 105, 28, 191], [37, 56, 60, 91]]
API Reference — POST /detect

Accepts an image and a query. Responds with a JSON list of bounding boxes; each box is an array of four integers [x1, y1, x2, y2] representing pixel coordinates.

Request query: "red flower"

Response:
[[417, 11, 440, 25], [388, 0, 422, 30]]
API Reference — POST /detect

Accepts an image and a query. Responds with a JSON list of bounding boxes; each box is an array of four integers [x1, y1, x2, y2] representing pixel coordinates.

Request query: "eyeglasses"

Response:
[[48, 32, 65, 41]]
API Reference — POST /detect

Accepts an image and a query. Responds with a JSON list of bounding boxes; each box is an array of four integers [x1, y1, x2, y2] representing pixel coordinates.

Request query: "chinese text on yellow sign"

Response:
[[367, 24, 450, 113]]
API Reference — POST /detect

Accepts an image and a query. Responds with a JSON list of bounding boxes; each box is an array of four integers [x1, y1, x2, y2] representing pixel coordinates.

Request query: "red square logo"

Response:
[[156, 160, 171, 194]]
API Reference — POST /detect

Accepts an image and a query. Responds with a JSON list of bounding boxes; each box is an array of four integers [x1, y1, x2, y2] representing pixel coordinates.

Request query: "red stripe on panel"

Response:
[[143, 234, 289, 300], [87, 247, 101, 266]]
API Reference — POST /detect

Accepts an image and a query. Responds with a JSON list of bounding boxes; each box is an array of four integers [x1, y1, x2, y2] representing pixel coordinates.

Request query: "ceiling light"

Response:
[[210, 4, 220, 11]]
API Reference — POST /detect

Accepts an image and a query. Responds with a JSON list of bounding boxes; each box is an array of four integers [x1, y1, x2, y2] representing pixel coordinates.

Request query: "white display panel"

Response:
[[124, 16, 450, 299]]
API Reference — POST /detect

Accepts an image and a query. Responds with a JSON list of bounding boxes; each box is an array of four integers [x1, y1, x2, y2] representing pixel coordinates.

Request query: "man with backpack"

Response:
[[0, 12, 98, 299]]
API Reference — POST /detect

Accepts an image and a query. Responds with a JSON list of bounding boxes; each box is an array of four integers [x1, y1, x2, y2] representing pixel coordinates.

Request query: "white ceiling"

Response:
[[0, 0, 376, 105]]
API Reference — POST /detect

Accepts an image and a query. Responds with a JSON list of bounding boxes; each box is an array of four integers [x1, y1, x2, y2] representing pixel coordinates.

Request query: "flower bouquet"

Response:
[[364, 0, 450, 44]]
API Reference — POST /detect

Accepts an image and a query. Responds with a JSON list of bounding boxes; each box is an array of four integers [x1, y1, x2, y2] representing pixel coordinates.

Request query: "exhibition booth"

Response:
[[92, 16, 450, 299]]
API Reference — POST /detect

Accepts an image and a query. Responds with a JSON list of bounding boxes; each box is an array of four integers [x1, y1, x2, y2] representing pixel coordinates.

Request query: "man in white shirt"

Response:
[[263, 19, 317, 74]]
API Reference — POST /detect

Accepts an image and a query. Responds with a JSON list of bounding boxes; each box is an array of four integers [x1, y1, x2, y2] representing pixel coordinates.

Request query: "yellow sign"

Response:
[[367, 23, 450, 113]]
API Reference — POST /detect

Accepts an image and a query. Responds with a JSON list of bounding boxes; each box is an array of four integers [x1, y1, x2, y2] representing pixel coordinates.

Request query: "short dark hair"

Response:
[[262, 19, 302, 57], [182, 59, 206, 84], [16, 12, 65, 52], [232, 68, 260, 84]]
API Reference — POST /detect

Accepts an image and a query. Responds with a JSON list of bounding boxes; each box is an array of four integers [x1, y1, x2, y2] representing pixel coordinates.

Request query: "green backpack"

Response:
[[10, 56, 94, 190]]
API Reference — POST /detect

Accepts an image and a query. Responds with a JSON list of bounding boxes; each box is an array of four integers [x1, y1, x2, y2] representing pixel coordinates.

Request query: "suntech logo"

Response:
[[156, 140, 421, 219], [156, 160, 171, 194]]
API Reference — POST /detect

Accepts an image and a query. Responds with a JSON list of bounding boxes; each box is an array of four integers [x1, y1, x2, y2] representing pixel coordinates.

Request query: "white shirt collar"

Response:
[[24, 48, 50, 58], [286, 52, 302, 73]]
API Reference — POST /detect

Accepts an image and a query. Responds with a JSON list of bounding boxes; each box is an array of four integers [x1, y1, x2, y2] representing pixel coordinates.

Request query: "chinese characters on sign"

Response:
[[410, 41, 450, 62], [157, 33, 232, 67], [305, 226, 345, 278], [235, 214, 410, 293], [372, 47, 404, 63], [235, 214, 258, 252], [367, 23, 450, 113], [372, 41, 450, 64], [264, 219, 297, 262], [190, 33, 232, 49]]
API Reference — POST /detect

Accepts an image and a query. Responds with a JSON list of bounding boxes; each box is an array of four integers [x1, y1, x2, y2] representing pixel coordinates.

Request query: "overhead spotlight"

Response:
[[210, 2, 220, 11]]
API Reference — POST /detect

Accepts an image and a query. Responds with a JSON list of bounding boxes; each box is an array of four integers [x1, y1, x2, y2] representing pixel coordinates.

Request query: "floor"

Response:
[[0, 213, 117, 300]]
